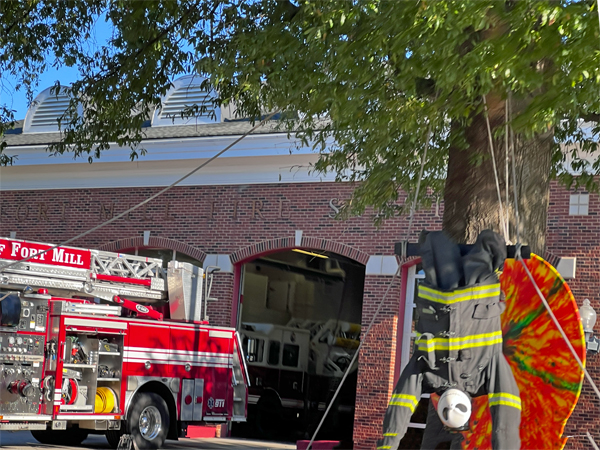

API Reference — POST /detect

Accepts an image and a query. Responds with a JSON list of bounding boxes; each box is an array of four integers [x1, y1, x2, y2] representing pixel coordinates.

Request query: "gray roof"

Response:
[[3, 119, 285, 147]]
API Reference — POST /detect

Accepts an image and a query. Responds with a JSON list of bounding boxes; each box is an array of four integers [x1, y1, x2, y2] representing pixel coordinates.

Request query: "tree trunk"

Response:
[[442, 93, 552, 255]]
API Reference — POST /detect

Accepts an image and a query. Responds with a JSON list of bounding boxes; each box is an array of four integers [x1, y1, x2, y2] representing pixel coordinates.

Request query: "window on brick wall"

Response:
[[569, 193, 589, 215]]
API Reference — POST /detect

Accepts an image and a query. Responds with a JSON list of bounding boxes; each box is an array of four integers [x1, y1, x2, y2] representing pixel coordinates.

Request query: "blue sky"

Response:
[[6, 66, 81, 120], [4, 14, 112, 121]]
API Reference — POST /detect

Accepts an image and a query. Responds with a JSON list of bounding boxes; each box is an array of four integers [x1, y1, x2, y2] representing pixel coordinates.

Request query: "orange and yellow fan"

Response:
[[431, 254, 586, 450]]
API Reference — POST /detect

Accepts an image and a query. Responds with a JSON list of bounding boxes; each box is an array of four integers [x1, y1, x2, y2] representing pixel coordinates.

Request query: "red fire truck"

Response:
[[0, 238, 249, 449]]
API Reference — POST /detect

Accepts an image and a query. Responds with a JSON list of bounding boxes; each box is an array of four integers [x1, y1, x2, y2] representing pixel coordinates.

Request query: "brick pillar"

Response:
[[205, 271, 235, 328], [353, 274, 403, 450]]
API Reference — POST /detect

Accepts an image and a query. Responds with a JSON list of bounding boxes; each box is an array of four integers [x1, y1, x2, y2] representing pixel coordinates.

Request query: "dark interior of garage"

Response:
[[232, 249, 365, 444]]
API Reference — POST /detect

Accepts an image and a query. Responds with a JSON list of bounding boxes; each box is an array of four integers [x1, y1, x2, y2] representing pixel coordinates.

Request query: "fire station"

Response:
[[1, 75, 599, 449]]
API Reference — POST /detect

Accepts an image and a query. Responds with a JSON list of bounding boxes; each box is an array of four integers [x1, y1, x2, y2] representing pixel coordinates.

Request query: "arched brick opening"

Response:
[[231, 235, 369, 444], [98, 236, 206, 263], [230, 235, 369, 265]]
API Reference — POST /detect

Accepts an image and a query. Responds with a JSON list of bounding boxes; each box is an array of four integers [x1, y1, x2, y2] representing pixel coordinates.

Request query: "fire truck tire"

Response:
[[105, 428, 124, 449], [255, 391, 283, 439], [31, 427, 89, 446], [128, 392, 170, 449]]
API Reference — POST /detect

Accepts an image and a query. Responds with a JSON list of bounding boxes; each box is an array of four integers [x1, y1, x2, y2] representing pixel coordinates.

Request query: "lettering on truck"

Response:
[[10, 241, 47, 261], [51, 248, 84, 266], [0, 238, 91, 269]]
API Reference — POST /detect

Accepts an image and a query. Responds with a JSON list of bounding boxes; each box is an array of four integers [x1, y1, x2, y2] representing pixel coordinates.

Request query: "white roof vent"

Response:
[[23, 86, 79, 133], [152, 75, 220, 127]]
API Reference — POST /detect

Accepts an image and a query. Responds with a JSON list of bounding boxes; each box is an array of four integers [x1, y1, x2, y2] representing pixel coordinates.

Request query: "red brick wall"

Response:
[[354, 275, 403, 449], [2, 181, 598, 448], [0, 182, 443, 449], [546, 181, 600, 449], [0, 185, 441, 251], [206, 272, 235, 327]]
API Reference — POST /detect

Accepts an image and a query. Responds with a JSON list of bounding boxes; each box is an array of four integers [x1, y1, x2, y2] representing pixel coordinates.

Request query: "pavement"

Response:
[[0, 431, 297, 450]]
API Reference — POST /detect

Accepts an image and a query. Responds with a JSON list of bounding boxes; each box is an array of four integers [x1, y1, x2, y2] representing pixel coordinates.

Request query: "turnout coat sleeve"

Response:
[[377, 356, 423, 450]]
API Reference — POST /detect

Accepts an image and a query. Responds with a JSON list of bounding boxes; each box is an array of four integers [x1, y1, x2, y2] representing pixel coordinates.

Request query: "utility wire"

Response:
[[483, 94, 509, 242], [517, 256, 600, 404], [504, 92, 600, 405], [307, 119, 434, 449], [306, 266, 401, 450], [0, 110, 279, 272]]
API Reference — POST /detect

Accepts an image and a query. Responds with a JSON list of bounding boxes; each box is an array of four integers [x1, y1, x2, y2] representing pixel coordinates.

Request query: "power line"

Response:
[[0, 111, 279, 272]]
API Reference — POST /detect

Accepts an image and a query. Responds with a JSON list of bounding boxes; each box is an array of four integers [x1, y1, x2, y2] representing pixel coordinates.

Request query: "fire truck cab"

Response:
[[0, 238, 249, 449]]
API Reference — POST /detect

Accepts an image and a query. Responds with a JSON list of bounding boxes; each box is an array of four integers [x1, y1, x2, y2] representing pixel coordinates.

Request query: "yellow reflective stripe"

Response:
[[489, 392, 521, 403], [419, 284, 501, 304], [383, 432, 398, 437], [489, 393, 522, 410], [420, 283, 500, 297], [377, 447, 392, 449], [391, 393, 419, 404], [489, 399, 522, 410], [389, 394, 418, 412], [389, 401, 417, 412], [416, 331, 503, 351]]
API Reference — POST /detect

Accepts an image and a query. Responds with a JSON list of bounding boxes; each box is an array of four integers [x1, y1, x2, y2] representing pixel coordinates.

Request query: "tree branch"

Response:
[[2, 2, 37, 36]]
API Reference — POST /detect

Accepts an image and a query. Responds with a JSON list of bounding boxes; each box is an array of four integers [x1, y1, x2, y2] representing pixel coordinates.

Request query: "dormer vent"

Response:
[[23, 86, 79, 133], [151, 75, 221, 127]]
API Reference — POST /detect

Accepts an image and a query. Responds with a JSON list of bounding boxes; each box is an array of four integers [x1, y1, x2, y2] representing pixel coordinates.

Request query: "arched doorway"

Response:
[[233, 248, 365, 444]]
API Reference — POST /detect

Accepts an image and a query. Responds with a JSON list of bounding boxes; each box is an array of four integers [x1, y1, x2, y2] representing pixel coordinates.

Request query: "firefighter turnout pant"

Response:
[[377, 283, 521, 450]]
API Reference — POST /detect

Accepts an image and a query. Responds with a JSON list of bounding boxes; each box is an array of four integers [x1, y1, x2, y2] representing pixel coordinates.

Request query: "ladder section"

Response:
[[91, 251, 166, 290], [0, 238, 166, 301]]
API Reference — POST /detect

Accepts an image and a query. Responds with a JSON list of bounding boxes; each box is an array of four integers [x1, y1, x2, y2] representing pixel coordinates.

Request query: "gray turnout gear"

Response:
[[378, 230, 521, 450]]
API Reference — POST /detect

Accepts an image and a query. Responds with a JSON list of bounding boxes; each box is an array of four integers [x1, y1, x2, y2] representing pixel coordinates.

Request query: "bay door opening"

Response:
[[233, 248, 365, 443]]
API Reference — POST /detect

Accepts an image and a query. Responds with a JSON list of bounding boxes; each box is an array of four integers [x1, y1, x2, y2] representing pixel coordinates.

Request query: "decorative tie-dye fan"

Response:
[[431, 254, 586, 450]]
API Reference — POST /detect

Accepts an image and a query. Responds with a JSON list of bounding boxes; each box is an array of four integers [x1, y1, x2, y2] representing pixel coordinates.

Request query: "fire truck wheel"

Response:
[[128, 392, 170, 449], [31, 427, 89, 446], [255, 391, 283, 439], [105, 428, 123, 449]]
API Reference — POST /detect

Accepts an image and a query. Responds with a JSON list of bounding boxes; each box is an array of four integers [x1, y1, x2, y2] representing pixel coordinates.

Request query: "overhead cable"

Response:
[[0, 110, 280, 272]]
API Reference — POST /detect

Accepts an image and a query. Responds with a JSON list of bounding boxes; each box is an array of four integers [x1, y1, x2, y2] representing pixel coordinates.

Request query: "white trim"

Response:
[[64, 317, 127, 330], [365, 255, 399, 276], [209, 330, 232, 338], [295, 230, 303, 246], [56, 415, 120, 420], [0, 153, 331, 191], [1, 133, 339, 191], [5, 133, 312, 164], [556, 257, 577, 279], [0, 415, 52, 421], [123, 358, 231, 368]]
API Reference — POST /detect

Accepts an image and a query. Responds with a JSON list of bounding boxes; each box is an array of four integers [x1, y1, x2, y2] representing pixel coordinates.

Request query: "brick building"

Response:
[[1, 78, 599, 449]]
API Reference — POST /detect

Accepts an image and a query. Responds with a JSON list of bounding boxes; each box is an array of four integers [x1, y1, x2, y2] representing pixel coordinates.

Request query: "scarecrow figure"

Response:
[[378, 230, 521, 450]]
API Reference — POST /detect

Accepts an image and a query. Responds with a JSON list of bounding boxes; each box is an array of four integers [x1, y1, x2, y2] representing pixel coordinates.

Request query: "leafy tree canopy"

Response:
[[1, 0, 599, 219]]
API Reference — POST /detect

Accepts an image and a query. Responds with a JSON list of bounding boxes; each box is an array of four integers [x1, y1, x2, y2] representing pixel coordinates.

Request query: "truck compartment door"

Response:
[[181, 378, 204, 421]]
